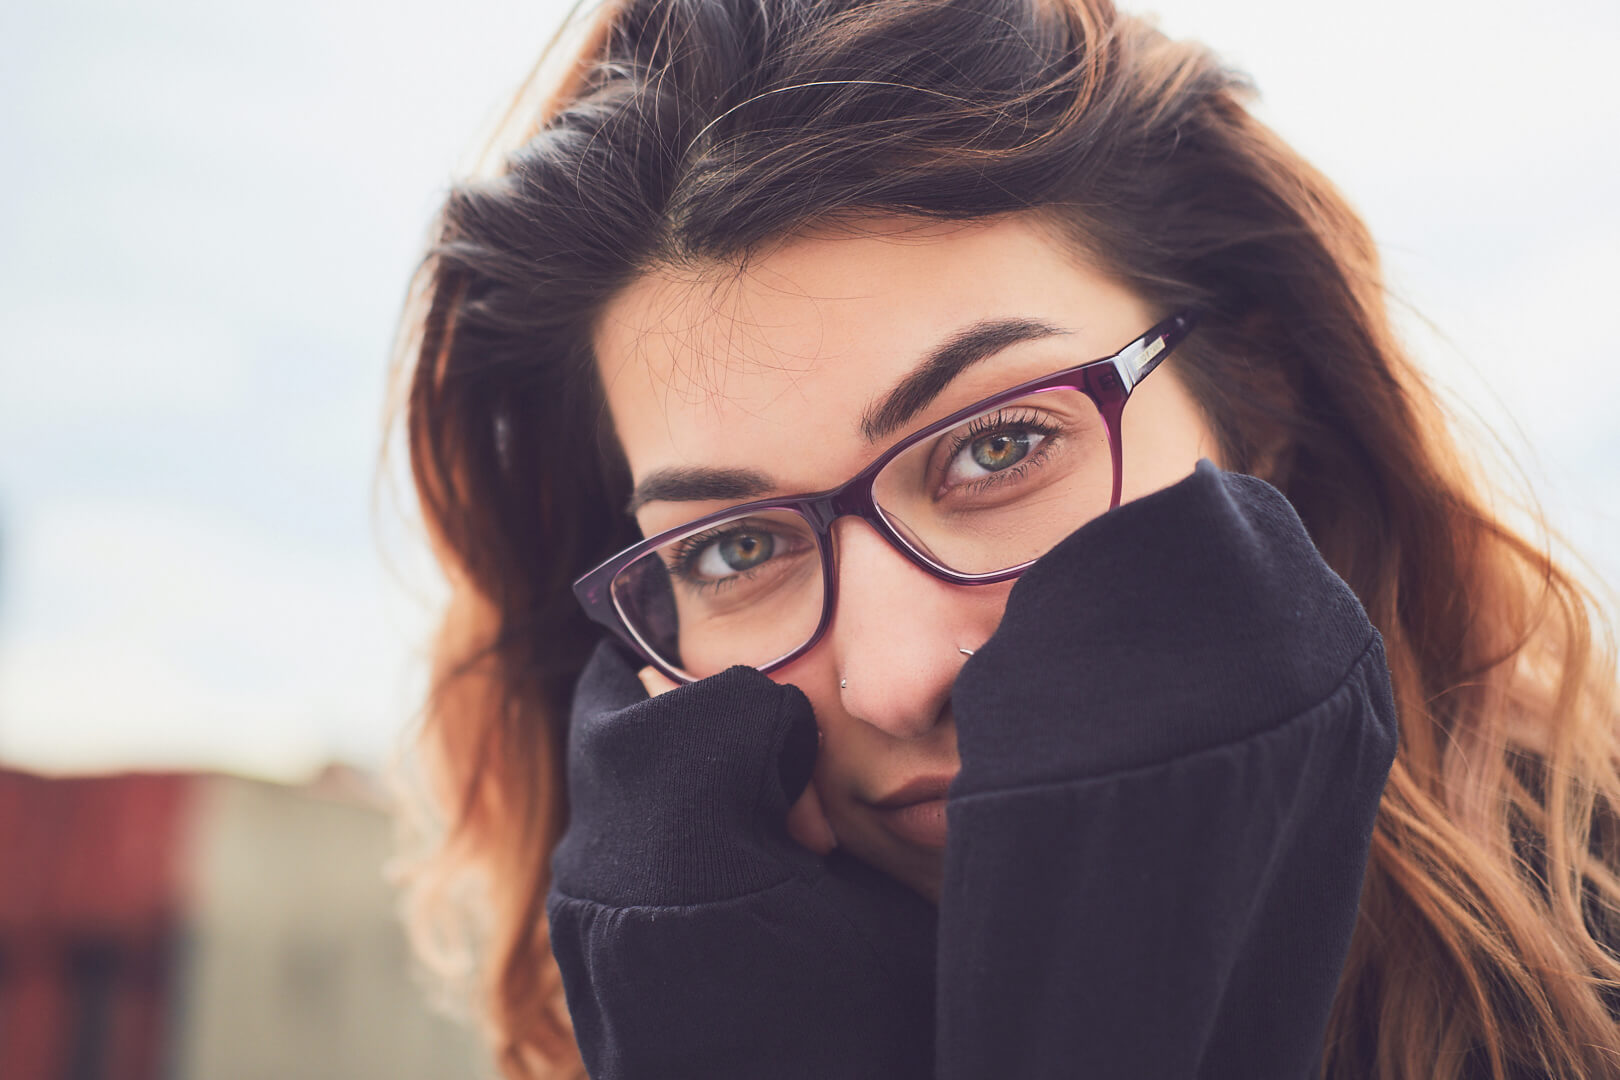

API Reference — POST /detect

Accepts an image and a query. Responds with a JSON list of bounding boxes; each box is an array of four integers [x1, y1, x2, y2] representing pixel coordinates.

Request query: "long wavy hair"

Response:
[[388, 0, 1620, 1075]]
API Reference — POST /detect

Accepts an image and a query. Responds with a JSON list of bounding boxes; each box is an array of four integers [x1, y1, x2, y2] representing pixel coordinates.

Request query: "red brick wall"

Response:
[[0, 770, 194, 1080]]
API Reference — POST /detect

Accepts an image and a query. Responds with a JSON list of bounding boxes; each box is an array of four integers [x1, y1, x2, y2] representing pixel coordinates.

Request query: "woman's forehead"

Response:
[[592, 214, 1151, 493]]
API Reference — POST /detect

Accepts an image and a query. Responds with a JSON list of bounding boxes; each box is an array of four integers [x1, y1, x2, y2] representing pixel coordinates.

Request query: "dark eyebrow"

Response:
[[858, 318, 1071, 442], [625, 317, 1069, 514], [625, 465, 776, 514]]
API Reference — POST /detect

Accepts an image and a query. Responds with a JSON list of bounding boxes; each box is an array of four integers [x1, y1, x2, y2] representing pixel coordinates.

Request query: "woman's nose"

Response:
[[825, 518, 969, 740]]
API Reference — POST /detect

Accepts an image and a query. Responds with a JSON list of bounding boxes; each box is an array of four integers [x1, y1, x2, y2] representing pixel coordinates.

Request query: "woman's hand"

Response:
[[636, 665, 838, 856], [548, 641, 935, 1080]]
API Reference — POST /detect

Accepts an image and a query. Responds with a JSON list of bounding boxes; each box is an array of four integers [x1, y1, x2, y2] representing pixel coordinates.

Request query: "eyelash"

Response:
[[667, 525, 771, 593], [936, 408, 1062, 494]]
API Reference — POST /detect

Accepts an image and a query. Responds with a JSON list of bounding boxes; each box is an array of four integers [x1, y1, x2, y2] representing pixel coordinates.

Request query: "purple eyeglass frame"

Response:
[[573, 309, 1199, 683]]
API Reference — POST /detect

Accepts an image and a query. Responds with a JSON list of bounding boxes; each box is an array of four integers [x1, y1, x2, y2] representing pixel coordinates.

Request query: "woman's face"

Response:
[[593, 213, 1219, 900]]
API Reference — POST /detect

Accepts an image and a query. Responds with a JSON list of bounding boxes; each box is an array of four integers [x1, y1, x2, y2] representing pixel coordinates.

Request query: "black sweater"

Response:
[[548, 460, 1399, 1078]]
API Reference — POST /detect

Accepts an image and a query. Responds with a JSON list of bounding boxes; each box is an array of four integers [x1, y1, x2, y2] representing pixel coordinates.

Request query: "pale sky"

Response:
[[1, 0, 1615, 779]]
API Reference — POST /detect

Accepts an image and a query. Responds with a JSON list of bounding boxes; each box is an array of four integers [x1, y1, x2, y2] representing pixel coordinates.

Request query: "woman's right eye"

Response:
[[691, 529, 775, 580], [667, 524, 795, 588]]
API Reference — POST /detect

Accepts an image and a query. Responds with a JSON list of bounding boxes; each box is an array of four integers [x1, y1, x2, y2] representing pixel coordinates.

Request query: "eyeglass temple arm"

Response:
[[1111, 311, 1198, 394]]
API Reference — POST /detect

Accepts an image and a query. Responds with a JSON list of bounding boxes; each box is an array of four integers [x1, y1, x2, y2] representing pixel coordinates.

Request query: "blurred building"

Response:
[[0, 766, 486, 1080]]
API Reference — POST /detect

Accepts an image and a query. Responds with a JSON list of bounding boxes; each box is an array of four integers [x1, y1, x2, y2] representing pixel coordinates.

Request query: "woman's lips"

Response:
[[874, 798, 948, 849], [868, 775, 953, 850]]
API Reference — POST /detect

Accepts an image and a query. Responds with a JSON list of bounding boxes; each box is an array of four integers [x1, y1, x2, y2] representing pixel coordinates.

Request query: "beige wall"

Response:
[[172, 775, 486, 1080]]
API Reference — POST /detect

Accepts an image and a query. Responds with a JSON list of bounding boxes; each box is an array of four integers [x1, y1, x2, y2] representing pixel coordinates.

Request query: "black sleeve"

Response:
[[548, 645, 936, 1080], [937, 460, 1399, 1079]]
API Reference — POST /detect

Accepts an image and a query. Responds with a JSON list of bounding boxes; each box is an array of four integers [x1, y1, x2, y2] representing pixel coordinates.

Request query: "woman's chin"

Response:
[[905, 862, 943, 905], [838, 821, 945, 904]]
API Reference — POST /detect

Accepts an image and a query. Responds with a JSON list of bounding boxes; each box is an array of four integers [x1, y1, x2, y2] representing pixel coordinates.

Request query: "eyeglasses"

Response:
[[574, 310, 1198, 683]]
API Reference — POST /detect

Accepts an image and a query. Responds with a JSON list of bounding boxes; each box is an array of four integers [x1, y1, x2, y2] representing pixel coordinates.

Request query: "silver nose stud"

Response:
[[959, 648, 975, 657]]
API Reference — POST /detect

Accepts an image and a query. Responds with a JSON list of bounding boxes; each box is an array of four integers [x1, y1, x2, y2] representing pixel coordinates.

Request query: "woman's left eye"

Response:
[[943, 429, 1048, 486]]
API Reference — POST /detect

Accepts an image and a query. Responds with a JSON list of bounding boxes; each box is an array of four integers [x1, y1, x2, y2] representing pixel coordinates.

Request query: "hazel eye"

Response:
[[944, 429, 1048, 486], [972, 432, 1033, 470], [694, 530, 775, 578]]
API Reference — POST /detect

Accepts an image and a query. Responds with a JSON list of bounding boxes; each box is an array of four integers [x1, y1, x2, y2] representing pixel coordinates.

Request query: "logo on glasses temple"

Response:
[[1115, 334, 1167, 391]]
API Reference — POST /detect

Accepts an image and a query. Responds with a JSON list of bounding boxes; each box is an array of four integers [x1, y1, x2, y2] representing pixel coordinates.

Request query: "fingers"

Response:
[[637, 666, 682, 698], [786, 779, 838, 855]]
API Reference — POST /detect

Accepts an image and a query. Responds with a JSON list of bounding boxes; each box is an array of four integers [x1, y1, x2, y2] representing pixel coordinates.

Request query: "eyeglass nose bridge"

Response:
[[821, 477, 879, 526], [794, 479, 918, 661], [803, 472, 978, 590], [785, 475, 1033, 681]]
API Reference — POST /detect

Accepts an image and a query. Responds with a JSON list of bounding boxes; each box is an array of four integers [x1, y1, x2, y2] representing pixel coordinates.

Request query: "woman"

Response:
[[392, 0, 1620, 1076]]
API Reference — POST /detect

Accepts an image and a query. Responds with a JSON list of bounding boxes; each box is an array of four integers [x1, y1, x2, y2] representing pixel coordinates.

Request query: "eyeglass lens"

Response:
[[609, 386, 1114, 679]]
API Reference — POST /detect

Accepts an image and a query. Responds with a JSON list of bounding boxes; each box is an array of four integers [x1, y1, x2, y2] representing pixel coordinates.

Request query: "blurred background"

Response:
[[1, 0, 1615, 1076]]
